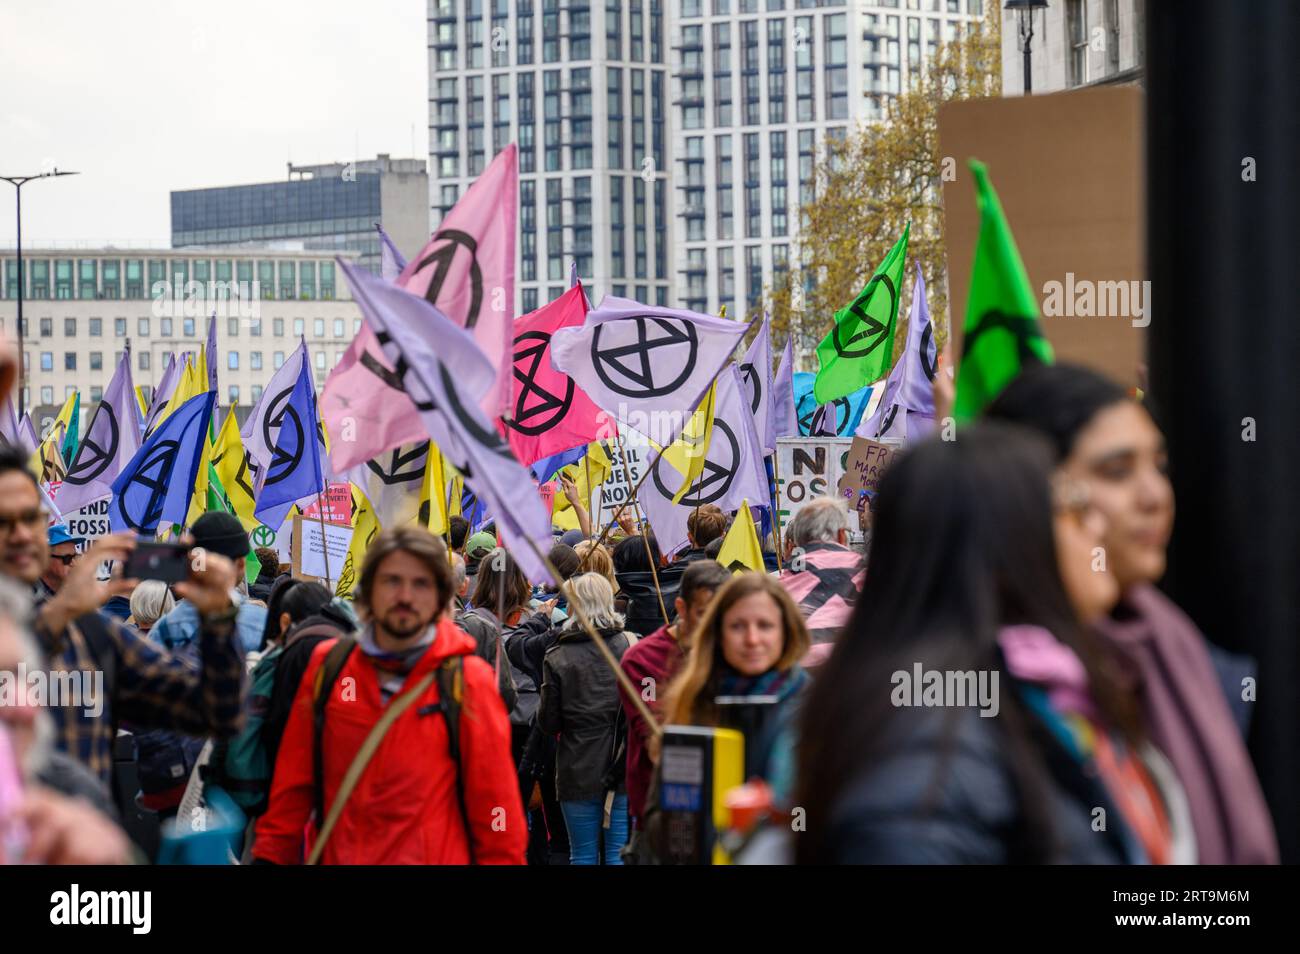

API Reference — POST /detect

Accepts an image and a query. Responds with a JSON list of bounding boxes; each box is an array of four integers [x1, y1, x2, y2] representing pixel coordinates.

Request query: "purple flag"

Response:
[[57, 350, 141, 513], [857, 262, 937, 442], [549, 296, 748, 449], [205, 314, 219, 393], [338, 259, 556, 587], [143, 353, 180, 436], [772, 336, 798, 440], [376, 223, 408, 283], [638, 365, 769, 556], [739, 315, 775, 454]]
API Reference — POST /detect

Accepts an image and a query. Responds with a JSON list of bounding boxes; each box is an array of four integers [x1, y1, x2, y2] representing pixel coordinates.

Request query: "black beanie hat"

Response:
[[191, 511, 251, 560]]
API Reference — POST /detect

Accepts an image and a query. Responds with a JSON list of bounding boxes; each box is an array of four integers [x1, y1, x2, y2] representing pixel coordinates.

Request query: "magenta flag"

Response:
[[397, 144, 517, 418], [323, 145, 518, 472], [499, 284, 610, 468]]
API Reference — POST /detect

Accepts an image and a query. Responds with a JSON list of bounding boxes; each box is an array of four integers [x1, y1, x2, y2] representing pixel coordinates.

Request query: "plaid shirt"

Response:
[[32, 606, 246, 786]]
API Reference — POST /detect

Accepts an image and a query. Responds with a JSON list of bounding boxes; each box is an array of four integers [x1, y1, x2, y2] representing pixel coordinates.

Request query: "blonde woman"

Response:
[[573, 540, 616, 589], [537, 572, 639, 864]]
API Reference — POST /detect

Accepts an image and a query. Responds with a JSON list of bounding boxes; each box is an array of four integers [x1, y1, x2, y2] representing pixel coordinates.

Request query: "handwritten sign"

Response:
[[837, 437, 902, 530], [291, 515, 353, 585]]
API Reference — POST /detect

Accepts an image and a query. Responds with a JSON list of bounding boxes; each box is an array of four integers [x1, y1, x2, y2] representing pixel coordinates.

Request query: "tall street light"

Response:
[[1006, 0, 1050, 94], [1, 168, 80, 417]]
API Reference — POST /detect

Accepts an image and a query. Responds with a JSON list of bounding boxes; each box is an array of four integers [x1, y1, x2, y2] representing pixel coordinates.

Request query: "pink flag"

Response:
[[322, 145, 518, 473], [398, 144, 517, 417], [499, 284, 609, 467]]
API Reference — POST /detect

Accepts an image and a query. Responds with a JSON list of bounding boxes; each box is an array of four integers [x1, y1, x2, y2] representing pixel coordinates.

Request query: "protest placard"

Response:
[[837, 437, 902, 530], [291, 515, 353, 584], [775, 437, 863, 543]]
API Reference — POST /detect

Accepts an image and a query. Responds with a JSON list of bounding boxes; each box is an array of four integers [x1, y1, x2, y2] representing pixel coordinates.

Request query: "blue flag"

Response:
[[794, 372, 874, 437], [254, 356, 325, 526], [110, 390, 216, 535], [531, 444, 588, 483]]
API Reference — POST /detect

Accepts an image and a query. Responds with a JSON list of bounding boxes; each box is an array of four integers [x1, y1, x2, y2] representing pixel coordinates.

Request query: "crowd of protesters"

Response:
[[0, 358, 1279, 866]]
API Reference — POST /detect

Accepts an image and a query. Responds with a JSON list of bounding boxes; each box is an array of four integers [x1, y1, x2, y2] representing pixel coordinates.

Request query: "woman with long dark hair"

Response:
[[795, 423, 1191, 864], [986, 364, 1278, 864]]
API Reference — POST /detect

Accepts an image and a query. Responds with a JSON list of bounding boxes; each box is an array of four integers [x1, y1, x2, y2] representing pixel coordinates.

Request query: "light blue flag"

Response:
[[253, 357, 325, 526], [794, 372, 873, 437], [110, 390, 216, 535], [772, 336, 798, 441], [376, 223, 407, 282]]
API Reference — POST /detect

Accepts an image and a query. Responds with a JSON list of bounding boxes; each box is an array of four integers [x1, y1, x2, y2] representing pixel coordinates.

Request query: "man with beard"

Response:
[[252, 526, 526, 864]]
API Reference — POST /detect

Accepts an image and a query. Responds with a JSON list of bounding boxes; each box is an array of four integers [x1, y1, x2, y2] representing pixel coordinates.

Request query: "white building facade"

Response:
[[429, 0, 985, 323], [0, 247, 362, 433]]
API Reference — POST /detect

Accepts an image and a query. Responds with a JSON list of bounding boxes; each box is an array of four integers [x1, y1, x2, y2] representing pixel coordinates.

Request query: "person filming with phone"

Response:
[[0, 445, 247, 790]]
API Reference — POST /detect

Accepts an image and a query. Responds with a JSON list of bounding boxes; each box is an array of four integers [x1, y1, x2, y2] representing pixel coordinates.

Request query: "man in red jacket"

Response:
[[253, 527, 526, 865]]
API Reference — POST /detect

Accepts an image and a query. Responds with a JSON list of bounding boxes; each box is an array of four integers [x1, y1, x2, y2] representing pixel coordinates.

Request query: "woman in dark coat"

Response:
[[537, 572, 638, 865]]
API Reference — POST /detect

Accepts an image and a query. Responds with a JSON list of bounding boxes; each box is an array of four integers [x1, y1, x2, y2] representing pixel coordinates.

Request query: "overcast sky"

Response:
[[0, 0, 427, 247]]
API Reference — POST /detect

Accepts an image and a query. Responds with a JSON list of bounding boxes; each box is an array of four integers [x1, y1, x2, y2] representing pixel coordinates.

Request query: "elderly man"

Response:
[[0, 576, 132, 863], [780, 497, 866, 665], [33, 524, 84, 604]]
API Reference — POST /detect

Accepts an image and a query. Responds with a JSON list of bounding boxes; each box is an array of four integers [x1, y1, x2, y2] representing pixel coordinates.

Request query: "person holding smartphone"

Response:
[[0, 445, 247, 790]]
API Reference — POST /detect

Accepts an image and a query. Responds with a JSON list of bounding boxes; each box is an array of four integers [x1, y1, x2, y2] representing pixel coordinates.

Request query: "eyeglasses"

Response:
[[50, 553, 78, 566], [0, 508, 47, 537]]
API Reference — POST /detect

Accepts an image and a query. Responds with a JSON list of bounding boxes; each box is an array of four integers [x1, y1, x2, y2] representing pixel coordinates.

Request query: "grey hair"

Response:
[[129, 580, 175, 629], [562, 572, 625, 632], [0, 575, 55, 780], [788, 497, 853, 547], [450, 552, 467, 594]]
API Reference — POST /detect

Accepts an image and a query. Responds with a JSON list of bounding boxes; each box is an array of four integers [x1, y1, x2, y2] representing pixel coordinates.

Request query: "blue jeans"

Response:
[[561, 794, 629, 865]]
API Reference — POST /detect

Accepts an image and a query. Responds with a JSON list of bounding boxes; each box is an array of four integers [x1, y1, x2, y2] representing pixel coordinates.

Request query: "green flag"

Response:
[[813, 222, 910, 404], [59, 391, 81, 466], [953, 161, 1054, 421]]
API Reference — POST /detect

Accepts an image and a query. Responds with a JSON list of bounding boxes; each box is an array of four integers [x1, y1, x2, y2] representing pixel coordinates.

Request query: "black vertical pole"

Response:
[[14, 182, 24, 417], [1147, 0, 1300, 862]]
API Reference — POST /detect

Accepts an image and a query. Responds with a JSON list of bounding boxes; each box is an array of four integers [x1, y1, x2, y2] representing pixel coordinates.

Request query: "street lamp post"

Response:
[[1005, 0, 1050, 95], [1, 169, 80, 417]]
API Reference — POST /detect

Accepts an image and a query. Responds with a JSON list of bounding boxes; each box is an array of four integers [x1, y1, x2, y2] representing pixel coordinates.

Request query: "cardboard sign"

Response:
[[596, 433, 647, 522], [838, 437, 902, 530], [775, 438, 863, 543], [291, 516, 353, 585], [59, 498, 115, 580], [301, 482, 353, 524], [939, 86, 1145, 388]]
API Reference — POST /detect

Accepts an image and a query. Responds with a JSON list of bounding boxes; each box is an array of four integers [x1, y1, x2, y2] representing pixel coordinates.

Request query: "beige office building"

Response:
[[0, 247, 363, 437]]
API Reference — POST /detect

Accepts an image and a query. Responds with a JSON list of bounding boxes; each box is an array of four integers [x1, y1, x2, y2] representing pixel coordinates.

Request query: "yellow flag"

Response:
[[659, 382, 717, 504], [419, 441, 452, 535], [134, 386, 149, 422], [716, 501, 764, 574], [337, 485, 380, 598], [37, 394, 78, 483], [158, 354, 206, 430], [552, 441, 614, 530], [211, 408, 260, 532]]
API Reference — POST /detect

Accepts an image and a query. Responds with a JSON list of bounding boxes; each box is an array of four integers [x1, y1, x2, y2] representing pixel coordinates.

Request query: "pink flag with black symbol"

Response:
[[397, 143, 517, 417], [499, 283, 610, 468], [322, 145, 518, 473]]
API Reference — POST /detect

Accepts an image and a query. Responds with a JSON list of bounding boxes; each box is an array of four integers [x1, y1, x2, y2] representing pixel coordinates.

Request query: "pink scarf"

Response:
[[1097, 585, 1278, 864]]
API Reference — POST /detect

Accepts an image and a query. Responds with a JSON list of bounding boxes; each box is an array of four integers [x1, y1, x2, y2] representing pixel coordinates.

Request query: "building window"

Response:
[[522, 288, 539, 313], [161, 317, 173, 337], [64, 318, 76, 337], [274, 351, 285, 370], [139, 351, 151, 371], [1067, 0, 1088, 87], [90, 387, 103, 402], [228, 352, 239, 371], [183, 317, 195, 337], [78, 259, 97, 299], [250, 318, 262, 337], [294, 318, 305, 338], [251, 351, 263, 371], [90, 352, 103, 371], [314, 318, 325, 337], [64, 352, 76, 371], [115, 318, 126, 337], [251, 384, 263, 403], [315, 351, 325, 370], [273, 318, 284, 337], [229, 385, 240, 405], [40, 318, 52, 337], [320, 261, 335, 300], [228, 317, 239, 337], [333, 318, 344, 338], [278, 262, 296, 300], [299, 261, 316, 299], [138, 317, 150, 337], [716, 134, 734, 240], [41, 386, 53, 406]]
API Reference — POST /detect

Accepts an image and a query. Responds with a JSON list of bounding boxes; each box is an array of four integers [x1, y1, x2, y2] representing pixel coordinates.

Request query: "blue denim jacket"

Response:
[[151, 591, 267, 654]]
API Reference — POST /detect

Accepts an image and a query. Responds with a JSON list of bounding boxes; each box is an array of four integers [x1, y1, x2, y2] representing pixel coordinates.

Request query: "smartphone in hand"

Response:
[[122, 541, 192, 584]]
